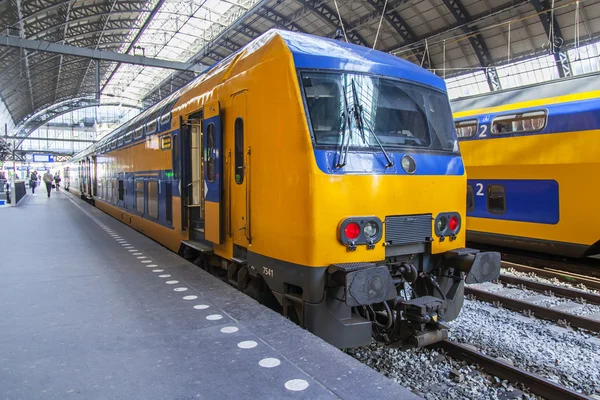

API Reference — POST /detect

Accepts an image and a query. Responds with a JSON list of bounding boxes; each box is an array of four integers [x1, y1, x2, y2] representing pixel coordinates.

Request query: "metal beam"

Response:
[[441, 0, 501, 91], [10, 136, 97, 143], [0, 35, 206, 72], [530, 0, 571, 77]]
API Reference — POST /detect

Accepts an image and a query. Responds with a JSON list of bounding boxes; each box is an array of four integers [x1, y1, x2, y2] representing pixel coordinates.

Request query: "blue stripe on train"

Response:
[[457, 97, 600, 141], [467, 179, 559, 224], [314, 150, 464, 175]]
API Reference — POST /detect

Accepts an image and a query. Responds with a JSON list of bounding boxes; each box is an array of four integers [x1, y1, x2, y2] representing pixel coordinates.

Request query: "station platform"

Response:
[[0, 191, 419, 400]]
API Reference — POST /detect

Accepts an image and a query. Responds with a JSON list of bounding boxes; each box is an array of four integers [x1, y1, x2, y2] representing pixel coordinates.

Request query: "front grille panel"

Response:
[[385, 214, 432, 246]]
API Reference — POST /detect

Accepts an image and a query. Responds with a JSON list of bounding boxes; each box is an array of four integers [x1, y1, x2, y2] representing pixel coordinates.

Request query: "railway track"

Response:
[[432, 340, 593, 400], [503, 261, 600, 291], [465, 272, 600, 333]]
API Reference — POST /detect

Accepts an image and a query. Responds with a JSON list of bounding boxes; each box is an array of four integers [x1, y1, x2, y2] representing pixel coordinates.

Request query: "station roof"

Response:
[[1, 0, 600, 139]]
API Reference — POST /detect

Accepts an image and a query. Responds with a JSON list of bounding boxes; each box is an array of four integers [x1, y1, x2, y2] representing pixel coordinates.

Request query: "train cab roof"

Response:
[[258, 30, 447, 92]]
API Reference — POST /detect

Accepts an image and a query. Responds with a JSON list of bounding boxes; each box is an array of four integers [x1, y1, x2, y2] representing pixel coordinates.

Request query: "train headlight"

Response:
[[401, 155, 416, 174], [344, 222, 361, 241], [436, 216, 447, 233], [363, 221, 378, 238]]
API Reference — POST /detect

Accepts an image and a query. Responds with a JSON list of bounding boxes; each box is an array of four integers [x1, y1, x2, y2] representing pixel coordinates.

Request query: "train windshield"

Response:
[[300, 72, 458, 153]]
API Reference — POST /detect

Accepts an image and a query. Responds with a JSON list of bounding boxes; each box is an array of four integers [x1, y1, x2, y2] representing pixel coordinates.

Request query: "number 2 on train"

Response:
[[479, 124, 488, 137], [475, 183, 484, 196]]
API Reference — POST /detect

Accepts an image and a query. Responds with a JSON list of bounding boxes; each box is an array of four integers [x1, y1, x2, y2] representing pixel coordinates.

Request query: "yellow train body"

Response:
[[65, 30, 500, 348]]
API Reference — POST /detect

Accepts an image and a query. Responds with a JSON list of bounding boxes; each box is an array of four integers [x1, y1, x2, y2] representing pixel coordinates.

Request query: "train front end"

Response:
[[298, 69, 501, 349]]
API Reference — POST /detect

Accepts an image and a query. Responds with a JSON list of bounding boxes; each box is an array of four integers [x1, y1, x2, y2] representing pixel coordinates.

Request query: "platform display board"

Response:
[[32, 154, 54, 163]]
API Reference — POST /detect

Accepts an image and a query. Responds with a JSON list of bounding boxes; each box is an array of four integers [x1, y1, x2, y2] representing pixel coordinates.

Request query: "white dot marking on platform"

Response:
[[165, 280, 179, 285], [133, 252, 142, 255], [121, 243, 130, 246], [141, 260, 152, 264], [237, 340, 257, 349], [128, 250, 137, 252], [284, 379, 309, 391], [183, 295, 198, 300], [174, 287, 188, 292], [194, 305, 209, 310], [206, 314, 223, 321], [259, 358, 280, 368], [220, 326, 239, 334], [146, 264, 157, 267], [124, 246, 134, 249], [158, 274, 171, 278], [137, 256, 147, 259], [152, 269, 164, 272]]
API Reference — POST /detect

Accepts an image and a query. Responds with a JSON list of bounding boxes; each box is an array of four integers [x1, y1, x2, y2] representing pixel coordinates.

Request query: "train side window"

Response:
[[118, 179, 124, 201], [160, 113, 171, 126], [487, 185, 506, 214], [467, 185, 474, 212], [234, 117, 244, 184], [118, 136, 124, 147], [125, 131, 133, 143], [147, 180, 159, 219], [112, 179, 117, 203], [206, 123, 216, 183], [146, 120, 157, 135], [491, 110, 547, 134], [134, 127, 144, 140], [455, 119, 478, 139], [135, 179, 145, 213]]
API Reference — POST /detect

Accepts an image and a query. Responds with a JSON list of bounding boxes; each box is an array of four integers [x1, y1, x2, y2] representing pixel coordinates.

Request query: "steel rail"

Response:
[[465, 286, 600, 333], [432, 340, 592, 400], [498, 274, 600, 304], [502, 261, 600, 291]]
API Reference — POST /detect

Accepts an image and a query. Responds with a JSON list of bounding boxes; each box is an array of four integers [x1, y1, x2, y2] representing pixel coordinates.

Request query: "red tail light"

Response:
[[449, 215, 459, 231], [344, 222, 361, 240]]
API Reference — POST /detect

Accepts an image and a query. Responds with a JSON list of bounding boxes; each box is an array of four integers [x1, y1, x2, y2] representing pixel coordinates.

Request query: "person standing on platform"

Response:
[[54, 173, 61, 192], [43, 170, 54, 198], [30, 171, 38, 195]]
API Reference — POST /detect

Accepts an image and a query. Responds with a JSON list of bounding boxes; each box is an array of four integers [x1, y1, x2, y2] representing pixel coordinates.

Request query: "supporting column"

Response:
[[95, 60, 100, 101]]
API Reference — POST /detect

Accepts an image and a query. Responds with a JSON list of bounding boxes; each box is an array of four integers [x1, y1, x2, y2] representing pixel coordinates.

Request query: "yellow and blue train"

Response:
[[453, 72, 600, 258], [64, 30, 500, 349]]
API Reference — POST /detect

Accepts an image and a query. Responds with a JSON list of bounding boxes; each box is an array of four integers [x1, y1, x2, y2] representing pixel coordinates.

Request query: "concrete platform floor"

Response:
[[0, 191, 419, 400]]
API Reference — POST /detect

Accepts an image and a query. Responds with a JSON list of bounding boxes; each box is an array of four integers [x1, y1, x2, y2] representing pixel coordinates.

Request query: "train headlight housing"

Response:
[[339, 217, 383, 249], [434, 212, 461, 237]]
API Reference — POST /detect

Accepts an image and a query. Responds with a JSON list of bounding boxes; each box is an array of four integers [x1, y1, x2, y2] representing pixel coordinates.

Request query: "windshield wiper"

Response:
[[336, 83, 353, 168], [350, 79, 394, 169]]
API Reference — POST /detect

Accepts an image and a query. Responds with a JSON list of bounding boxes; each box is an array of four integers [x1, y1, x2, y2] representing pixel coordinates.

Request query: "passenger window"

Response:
[[135, 179, 144, 213], [206, 123, 216, 183], [118, 180, 124, 201], [146, 120, 157, 135], [125, 131, 133, 143], [467, 185, 474, 212], [234, 117, 244, 184], [487, 185, 506, 214], [491, 110, 547, 134], [160, 113, 171, 126], [118, 136, 124, 146], [134, 127, 144, 140], [147, 180, 159, 219], [455, 119, 478, 139]]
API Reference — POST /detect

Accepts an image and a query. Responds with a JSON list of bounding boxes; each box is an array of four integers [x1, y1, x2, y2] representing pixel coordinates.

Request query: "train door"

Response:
[[231, 92, 249, 248], [181, 112, 205, 239], [203, 100, 223, 244]]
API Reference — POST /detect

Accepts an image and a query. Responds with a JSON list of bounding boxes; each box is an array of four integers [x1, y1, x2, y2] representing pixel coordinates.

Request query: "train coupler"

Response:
[[389, 295, 449, 348], [444, 248, 501, 284], [328, 262, 396, 306]]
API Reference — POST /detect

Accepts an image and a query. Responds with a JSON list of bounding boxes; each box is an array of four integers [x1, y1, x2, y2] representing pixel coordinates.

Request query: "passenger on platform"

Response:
[[43, 171, 54, 198], [30, 171, 38, 195], [54, 174, 61, 192]]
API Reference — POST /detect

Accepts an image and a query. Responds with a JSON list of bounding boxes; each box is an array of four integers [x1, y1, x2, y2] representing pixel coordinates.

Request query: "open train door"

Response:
[[203, 100, 223, 244]]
